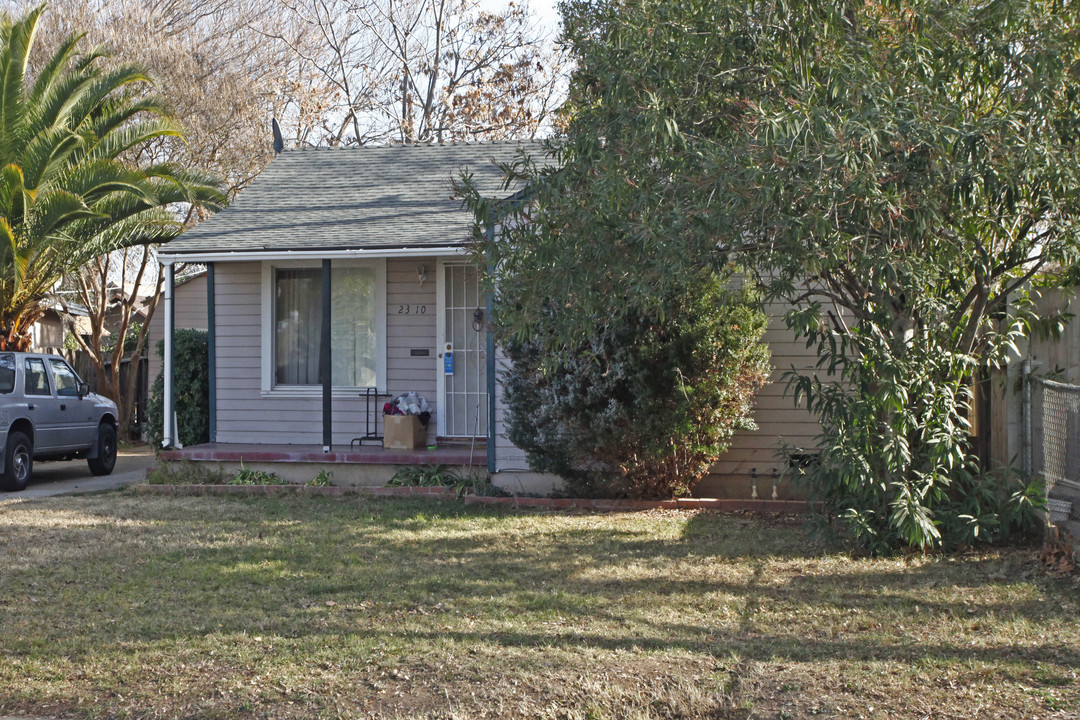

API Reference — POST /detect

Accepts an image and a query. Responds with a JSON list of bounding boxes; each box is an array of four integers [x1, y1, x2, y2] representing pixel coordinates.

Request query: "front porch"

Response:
[[158, 441, 488, 486]]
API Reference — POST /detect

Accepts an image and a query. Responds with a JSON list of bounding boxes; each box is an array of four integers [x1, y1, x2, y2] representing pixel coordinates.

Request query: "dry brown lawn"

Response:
[[0, 491, 1077, 719]]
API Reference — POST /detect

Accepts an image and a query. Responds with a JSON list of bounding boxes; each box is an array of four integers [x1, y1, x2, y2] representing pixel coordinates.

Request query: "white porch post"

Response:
[[162, 261, 175, 447]]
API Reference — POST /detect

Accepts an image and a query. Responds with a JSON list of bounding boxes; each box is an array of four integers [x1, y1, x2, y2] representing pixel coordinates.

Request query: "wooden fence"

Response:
[[69, 351, 150, 433]]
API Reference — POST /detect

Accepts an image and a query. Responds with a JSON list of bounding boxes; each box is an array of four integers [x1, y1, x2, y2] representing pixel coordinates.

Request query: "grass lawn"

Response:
[[0, 492, 1078, 720]]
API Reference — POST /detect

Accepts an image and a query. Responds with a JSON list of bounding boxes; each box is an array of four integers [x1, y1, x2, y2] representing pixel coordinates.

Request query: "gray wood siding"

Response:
[[707, 299, 822, 478], [147, 274, 208, 385], [214, 262, 301, 444], [208, 256, 823, 474], [494, 351, 531, 471], [213, 258, 442, 446], [385, 257, 438, 444]]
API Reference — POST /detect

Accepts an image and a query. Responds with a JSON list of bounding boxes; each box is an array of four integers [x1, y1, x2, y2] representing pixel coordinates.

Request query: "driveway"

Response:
[[0, 445, 155, 503]]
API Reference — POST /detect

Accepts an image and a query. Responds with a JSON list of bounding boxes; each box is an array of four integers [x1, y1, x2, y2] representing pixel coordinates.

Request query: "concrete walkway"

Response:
[[0, 446, 154, 503]]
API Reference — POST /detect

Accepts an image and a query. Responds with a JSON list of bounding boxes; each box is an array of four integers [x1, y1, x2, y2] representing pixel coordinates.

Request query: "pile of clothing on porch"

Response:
[[383, 392, 432, 426]]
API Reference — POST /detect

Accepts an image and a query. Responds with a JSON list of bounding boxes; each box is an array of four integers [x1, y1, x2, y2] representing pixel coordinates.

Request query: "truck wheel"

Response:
[[1, 431, 33, 491], [87, 423, 117, 476]]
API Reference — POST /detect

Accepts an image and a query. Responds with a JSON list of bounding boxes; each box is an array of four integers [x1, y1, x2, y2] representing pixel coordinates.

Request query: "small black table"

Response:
[[350, 387, 391, 447]]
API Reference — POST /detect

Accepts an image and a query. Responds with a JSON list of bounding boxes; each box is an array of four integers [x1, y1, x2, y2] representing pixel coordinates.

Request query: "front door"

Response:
[[437, 262, 488, 438]]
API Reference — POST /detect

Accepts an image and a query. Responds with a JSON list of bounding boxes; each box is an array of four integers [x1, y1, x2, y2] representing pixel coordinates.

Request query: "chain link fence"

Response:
[[1029, 376, 1080, 526]]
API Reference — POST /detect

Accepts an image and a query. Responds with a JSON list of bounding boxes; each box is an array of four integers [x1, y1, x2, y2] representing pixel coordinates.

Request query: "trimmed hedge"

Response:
[[146, 329, 209, 448], [502, 277, 770, 499]]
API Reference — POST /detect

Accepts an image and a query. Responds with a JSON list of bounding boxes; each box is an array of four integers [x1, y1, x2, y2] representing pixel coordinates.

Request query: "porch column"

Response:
[[162, 261, 175, 447], [321, 259, 332, 452], [486, 223, 497, 473], [207, 262, 216, 443]]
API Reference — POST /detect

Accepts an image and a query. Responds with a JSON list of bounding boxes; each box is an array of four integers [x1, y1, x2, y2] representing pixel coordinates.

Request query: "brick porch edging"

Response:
[[131, 483, 812, 513]]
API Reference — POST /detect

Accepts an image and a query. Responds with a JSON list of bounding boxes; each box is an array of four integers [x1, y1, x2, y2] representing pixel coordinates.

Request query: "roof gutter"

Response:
[[158, 245, 470, 266]]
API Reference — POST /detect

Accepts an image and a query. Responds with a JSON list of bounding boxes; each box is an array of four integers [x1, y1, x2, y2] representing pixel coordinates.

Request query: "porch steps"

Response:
[[159, 443, 485, 467], [157, 442, 488, 487]]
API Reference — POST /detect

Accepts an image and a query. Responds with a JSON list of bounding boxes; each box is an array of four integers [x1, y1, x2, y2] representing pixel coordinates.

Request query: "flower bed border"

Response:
[[132, 483, 812, 513]]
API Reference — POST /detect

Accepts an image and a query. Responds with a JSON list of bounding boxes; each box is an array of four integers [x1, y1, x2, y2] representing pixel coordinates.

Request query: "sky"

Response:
[[486, 0, 562, 39], [528, 0, 561, 36]]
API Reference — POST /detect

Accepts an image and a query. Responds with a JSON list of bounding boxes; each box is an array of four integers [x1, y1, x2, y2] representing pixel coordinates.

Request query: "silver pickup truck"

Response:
[[0, 352, 119, 491]]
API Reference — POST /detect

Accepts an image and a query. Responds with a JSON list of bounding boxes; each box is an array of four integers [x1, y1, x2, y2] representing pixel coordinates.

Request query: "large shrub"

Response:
[[787, 320, 1044, 553], [502, 276, 769, 499], [741, 0, 1070, 551], [461, 0, 1063, 551], [147, 329, 209, 448]]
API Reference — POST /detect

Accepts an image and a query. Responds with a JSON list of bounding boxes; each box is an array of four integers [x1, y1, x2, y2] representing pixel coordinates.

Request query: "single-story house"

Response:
[[157, 141, 824, 496], [30, 302, 92, 356]]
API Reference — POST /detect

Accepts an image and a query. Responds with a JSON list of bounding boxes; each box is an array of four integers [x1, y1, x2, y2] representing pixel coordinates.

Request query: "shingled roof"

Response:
[[161, 141, 538, 256]]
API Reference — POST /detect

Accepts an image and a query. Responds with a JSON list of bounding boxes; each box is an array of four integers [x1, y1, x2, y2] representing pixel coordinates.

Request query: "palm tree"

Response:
[[0, 3, 224, 350]]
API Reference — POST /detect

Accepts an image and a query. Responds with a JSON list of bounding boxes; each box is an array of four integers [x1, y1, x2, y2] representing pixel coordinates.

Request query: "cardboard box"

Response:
[[383, 414, 426, 449]]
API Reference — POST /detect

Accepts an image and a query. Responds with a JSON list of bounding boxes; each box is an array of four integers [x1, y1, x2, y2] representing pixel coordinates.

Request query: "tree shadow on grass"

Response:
[[0, 492, 1075, 676]]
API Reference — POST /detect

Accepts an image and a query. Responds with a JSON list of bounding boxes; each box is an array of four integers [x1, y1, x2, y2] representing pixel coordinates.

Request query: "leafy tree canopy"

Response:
[[460, 0, 772, 498], [468, 0, 1071, 549], [738, 0, 1074, 550], [466, 0, 761, 346], [0, 3, 224, 350]]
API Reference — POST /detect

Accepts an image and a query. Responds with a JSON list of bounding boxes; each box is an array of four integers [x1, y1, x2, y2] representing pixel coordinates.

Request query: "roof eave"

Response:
[[157, 244, 472, 265]]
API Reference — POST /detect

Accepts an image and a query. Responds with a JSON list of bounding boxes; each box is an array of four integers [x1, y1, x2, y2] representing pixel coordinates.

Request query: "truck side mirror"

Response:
[[77, 382, 89, 398]]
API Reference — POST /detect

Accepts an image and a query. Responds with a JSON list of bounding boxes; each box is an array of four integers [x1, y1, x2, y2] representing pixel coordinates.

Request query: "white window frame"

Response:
[[260, 259, 387, 397]]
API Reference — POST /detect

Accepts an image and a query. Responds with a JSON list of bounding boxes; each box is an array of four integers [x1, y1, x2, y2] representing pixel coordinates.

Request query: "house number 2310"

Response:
[[397, 305, 427, 315]]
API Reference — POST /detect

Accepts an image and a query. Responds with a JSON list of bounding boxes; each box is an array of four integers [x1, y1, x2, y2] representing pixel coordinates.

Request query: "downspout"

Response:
[[162, 261, 175, 447], [321, 259, 333, 452], [486, 222, 497, 474], [207, 263, 216, 443], [1023, 358, 1032, 479]]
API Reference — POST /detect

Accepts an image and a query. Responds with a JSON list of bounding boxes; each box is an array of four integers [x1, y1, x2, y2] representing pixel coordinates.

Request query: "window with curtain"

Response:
[[274, 265, 377, 387]]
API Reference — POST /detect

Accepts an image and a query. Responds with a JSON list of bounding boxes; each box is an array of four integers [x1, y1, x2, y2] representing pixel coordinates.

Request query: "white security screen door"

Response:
[[438, 262, 488, 438]]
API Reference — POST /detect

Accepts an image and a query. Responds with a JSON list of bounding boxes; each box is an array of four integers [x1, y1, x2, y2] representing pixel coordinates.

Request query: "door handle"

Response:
[[60, 404, 66, 410]]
